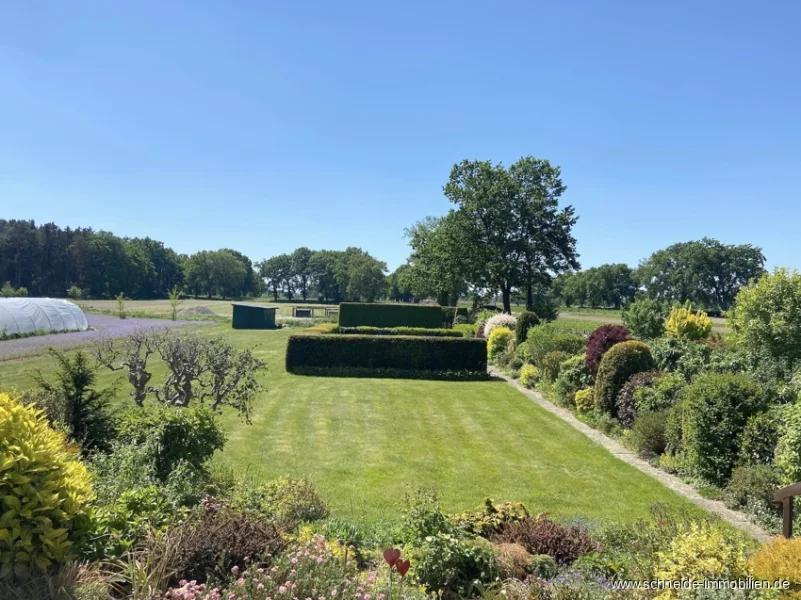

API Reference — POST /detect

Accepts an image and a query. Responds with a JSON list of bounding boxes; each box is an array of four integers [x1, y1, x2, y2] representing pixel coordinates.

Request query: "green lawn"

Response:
[[0, 325, 695, 524], [77, 298, 335, 318]]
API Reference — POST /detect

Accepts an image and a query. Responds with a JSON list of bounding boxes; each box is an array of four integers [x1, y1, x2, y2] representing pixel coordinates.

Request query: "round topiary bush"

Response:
[[593, 340, 655, 418], [585, 325, 631, 379], [681, 372, 767, 485], [515, 311, 540, 345], [0, 392, 94, 576], [574, 388, 594, 413]]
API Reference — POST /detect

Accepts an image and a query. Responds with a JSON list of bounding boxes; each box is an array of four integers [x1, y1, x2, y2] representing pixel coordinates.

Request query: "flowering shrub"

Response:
[[483, 313, 517, 338], [585, 325, 631, 378], [0, 392, 94, 577], [487, 327, 515, 362], [665, 306, 713, 341]]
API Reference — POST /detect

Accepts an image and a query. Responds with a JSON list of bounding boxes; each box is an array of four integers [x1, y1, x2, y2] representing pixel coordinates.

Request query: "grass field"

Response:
[[0, 322, 697, 524], [78, 298, 335, 319]]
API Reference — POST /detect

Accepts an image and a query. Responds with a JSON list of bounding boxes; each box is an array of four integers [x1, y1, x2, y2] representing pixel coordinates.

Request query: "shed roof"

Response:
[[230, 302, 278, 311]]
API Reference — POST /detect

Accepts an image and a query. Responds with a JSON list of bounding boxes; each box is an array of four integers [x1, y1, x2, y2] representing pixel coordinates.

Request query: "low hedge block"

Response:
[[286, 334, 488, 374], [332, 326, 463, 338], [339, 302, 443, 328]]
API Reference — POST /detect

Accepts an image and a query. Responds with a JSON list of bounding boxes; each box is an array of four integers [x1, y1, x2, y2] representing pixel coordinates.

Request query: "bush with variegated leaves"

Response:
[[0, 392, 94, 578]]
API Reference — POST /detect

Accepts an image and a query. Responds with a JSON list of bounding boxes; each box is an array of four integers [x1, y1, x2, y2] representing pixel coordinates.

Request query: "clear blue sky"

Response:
[[2, 1, 799, 272]]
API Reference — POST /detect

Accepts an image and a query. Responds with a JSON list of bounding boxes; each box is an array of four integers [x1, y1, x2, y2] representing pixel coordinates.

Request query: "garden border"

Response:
[[489, 367, 771, 542]]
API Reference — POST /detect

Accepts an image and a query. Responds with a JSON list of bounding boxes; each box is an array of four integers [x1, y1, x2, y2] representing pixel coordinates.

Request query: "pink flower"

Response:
[[232, 566, 239, 575], [291, 557, 298, 564], [331, 591, 338, 597], [280, 586, 288, 595]]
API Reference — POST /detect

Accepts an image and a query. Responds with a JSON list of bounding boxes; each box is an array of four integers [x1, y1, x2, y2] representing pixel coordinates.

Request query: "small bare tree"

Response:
[[95, 330, 161, 406], [95, 330, 267, 421], [168, 286, 184, 321]]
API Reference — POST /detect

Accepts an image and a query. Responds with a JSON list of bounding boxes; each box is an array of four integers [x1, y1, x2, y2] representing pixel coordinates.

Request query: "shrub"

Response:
[[541, 350, 569, 384], [585, 325, 631, 378], [118, 406, 227, 480], [473, 309, 499, 326], [615, 370, 662, 428], [409, 533, 497, 597], [574, 388, 594, 413], [454, 323, 478, 338], [729, 268, 801, 368], [449, 498, 530, 537], [484, 313, 518, 338], [442, 307, 469, 327], [339, 302, 442, 328], [515, 311, 540, 345], [775, 402, 801, 486], [621, 297, 668, 339], [627, 410, 668, 458], [682, 373, 767, 485], [399, 487, 454, 543], [230, 476, 329, 525], [170, 507, 285, 584], [519, 364, 540, 388], [553, 355, 593, 406], [476, 324, 486, 339], [33, 349, 117, 453], [748, 537, 801, 597], [19, 387, 68, 431], [738, 410, 782, 467], [594, 341, 655, 418], [634, 372, 686, 413], [524, 324, 585, 368], [493, 518, 597, 565], [724, 465, 780, 513], [332, 325, 463, 337], [665, 305, 713, 341], [653, 522, 748, 596], [66, 284, 84, 300], [488, 327, 515, 362], [285, 334, 488, 375], [0, 392, 94, 577]]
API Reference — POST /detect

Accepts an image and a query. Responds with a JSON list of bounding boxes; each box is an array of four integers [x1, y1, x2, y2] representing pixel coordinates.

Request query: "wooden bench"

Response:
[[775, 481, 801, 538]]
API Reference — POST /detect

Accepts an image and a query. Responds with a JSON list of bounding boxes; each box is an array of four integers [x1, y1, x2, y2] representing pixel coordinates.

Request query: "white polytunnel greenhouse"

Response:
[[0, 298, 89, 336]]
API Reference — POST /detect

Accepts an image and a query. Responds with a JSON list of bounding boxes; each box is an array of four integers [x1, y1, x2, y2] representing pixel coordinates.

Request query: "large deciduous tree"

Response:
[[443, 157, 579, 313], [637, 238, 765, 310]]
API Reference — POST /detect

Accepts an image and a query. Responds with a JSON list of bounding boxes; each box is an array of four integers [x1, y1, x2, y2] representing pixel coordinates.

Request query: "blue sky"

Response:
[[2, 0, 799, 272]]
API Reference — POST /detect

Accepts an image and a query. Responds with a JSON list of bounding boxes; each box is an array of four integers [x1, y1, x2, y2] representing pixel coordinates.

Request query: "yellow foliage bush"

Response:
[[654, 522, 747, 598], [664, 306, 713, 341], [574, 388, 595, 413], [519, 364, 540, 388], [488, 327, 515, 361], [749, 537, 801, 599], [0, 392, 94, 577]]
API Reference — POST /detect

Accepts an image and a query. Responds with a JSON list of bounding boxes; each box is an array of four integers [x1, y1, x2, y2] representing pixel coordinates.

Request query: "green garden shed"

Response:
[[231, 303, 278, 329]]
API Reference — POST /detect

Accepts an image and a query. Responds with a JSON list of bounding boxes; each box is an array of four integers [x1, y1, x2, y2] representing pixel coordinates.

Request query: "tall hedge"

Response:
[[339, 303, 442, 328], [333, 326, 463, 338], [594, 340, 655, 417], [286, 334, 487, 374]]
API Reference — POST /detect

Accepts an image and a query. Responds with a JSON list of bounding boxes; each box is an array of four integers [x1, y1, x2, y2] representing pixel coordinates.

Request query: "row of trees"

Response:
[[555, 239, 765, 311], [258, 247, 388, 303]]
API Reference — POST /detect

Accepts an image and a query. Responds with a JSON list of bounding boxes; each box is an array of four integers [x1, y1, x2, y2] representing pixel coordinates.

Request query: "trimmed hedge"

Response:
[[286, 334, 488, 374], [441, 306, 469, 327], [339, 302, 442, 328], [332, 326, 463, 338]]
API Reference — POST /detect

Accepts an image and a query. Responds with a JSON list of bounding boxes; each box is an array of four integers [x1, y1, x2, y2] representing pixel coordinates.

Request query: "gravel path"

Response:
[[0, 314, 211, 357], [489, 367, 770, 541]]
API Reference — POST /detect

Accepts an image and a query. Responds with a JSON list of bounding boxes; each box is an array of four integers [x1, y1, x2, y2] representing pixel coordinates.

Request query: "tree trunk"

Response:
[[526, 278, 533, 311], [502, 286, 512, 313]]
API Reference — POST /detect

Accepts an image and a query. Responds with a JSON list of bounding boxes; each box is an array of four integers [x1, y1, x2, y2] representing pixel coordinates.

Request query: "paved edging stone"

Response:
[[489, 367, 771, 542]]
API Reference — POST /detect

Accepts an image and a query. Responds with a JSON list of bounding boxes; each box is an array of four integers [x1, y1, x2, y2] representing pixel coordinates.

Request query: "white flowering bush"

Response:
[[483, 313, 518, 338]]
